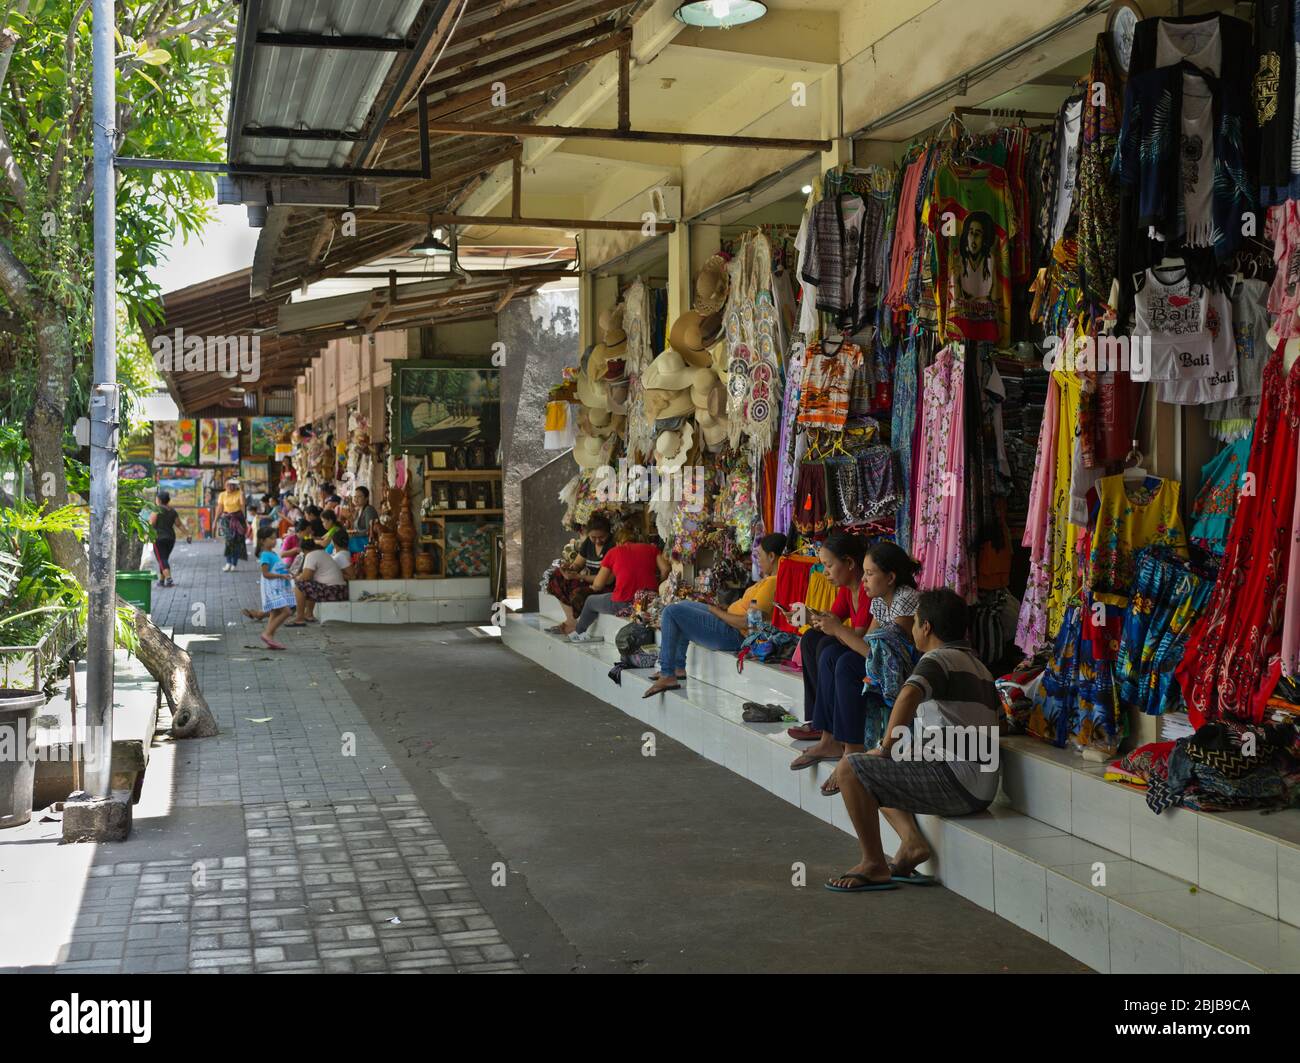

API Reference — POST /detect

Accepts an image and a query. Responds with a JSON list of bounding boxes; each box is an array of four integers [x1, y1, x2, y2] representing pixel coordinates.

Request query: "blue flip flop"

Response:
[[889, 864, 937, 886], [824, 872, 899, 893]]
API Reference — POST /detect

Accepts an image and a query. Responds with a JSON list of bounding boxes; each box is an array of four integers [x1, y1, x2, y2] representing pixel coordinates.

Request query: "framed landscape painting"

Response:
[[391, 360, 500, 453]]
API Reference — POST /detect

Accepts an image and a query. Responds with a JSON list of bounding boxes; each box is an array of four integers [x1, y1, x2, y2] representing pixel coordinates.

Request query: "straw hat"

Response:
[[689, 367, 725, 419], [693, 254, 729, 315], [599, 305, 627, 350], [575, 365, 609, 411], [668, 308, 724, 369], [697, 411, 729, 448], [643, 387, 694, 421], [654, 422, 695, 474], [573, 432, 612, 470], [642, 348, 695, 391]]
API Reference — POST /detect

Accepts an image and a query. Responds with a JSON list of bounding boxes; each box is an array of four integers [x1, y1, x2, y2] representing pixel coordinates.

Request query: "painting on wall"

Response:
[[240, 459, 269, 496], [199, 419, 219, 464], [153, 420, 196, 465], [121, 460, 154, 481], [158, 478, 200, 509], [391, 361, 500, 452], [217, 418, 240, 465], [154, 422, 181, 464], [250, 416, 292, 457], [444, 520, 498, 578]]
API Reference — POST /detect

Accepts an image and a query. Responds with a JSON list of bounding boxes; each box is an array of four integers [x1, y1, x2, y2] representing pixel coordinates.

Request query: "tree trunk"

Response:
[[128, 601, 219, 739], [21, 310, 218, 741]]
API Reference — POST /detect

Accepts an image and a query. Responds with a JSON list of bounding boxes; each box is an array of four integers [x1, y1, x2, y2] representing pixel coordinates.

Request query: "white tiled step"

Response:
[[504, 610, 1300, 973], [1000, 735, 1300, 932]]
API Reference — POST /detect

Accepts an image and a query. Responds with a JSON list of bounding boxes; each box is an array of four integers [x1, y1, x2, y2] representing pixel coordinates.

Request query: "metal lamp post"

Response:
[[84, 0, 119, 798]]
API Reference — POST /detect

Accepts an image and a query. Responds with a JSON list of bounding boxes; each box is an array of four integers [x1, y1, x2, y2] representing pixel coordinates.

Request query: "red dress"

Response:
[[1177, 347, 1300, 727]]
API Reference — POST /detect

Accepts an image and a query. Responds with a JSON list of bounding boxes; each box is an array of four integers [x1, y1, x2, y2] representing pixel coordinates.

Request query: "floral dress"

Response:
[[1178, 349, 1300, 726], [912, 345, 972, 598], [890, 331, 921, 552]]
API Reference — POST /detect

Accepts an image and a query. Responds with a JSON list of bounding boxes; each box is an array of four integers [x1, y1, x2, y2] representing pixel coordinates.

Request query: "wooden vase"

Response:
[[380, 553, 400, 580], [364, 544, 380, 580], [399, 549, 415, 579], [415, 551, 434, 576]]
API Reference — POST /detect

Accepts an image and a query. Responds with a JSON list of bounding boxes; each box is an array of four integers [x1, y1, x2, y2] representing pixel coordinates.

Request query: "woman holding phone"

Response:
[[791, 539, 922, 791], [790, 532, 871, 769], [643, 533, 787, 697]]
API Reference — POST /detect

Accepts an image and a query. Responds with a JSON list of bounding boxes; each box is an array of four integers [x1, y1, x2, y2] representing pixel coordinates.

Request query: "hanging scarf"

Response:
[[623, 278, 653, 374], [1077, 33, 1122, 307]]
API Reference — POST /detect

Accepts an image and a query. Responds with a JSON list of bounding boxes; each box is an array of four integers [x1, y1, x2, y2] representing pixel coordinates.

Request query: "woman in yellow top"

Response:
[[643, 533, 787, 698], [218, 477, 248, 572]]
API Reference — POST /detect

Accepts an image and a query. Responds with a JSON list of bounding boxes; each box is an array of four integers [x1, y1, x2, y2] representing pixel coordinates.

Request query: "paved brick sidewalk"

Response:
[[0, 540, 519, 973]]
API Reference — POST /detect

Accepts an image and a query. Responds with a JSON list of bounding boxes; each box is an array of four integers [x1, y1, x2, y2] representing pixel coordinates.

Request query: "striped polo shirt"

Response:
[[901, 640, 1001, 802]]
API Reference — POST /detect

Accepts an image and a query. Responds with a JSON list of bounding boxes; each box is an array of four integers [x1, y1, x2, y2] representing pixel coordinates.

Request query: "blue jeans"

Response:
[[810, 639, 874, 744], [657, 601, 742, 674]]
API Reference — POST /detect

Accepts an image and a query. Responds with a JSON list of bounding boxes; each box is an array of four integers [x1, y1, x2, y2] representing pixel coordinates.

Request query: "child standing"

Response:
[[256, 528, 295, 650]]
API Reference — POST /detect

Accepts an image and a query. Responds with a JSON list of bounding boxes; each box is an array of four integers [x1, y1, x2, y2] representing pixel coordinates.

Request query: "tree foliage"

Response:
[[0, 0, 235, 429]]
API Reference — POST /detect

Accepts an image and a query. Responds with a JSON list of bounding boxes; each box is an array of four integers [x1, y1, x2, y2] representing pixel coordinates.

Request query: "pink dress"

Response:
[[1268, 202, 1300, 339], [912, 346, 972, 598], [1283, 416, 1300, 677], [1015, 373, 1061, 653]]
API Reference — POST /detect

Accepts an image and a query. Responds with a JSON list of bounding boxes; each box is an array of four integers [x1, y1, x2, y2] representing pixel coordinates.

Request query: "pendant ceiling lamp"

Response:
[[409, 223, 452, 256], [674, 0, 767, 29]]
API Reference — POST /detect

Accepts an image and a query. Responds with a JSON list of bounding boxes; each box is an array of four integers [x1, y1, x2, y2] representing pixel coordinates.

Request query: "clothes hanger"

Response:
[[1121, 440, 1149, 482]]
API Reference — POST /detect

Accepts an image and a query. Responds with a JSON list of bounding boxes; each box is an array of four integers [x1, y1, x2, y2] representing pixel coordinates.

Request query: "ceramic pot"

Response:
[[415, 551, 434, 576]]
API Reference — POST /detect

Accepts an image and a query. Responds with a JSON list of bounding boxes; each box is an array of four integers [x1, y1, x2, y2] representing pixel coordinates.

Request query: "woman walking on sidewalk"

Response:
[[255, 528, 295, 650], [218, 477, 247, 571], [149, 491, 189, 587]]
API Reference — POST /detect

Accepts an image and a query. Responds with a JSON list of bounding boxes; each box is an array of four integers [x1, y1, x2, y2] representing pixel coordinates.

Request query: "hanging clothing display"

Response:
[[1188, 434, 1253, 553], [912, 344, 973, 598], [927, 162, 1015, 345], [1087, 475, 1189, 609], [1178, 350, 1300, 727], [796, 338, 862, 431]]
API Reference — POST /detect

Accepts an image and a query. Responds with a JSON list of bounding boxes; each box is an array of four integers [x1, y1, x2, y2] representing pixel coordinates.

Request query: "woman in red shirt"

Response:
[[568, 525, 669, 642], [790, 531, 870, 766]]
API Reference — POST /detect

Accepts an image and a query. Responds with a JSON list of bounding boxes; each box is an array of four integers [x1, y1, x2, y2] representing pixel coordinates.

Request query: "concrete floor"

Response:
[[327, 622, 1088, 974]]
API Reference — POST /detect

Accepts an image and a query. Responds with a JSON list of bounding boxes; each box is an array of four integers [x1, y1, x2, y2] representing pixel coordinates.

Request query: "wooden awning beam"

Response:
[[422, 119, 831, 153], [358, 211, 673, 233], [418, 23, 625, 100]]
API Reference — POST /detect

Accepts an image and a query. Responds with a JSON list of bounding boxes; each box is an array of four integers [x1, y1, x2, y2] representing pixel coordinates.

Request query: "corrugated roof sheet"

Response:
[[231, 0, 425, 168]]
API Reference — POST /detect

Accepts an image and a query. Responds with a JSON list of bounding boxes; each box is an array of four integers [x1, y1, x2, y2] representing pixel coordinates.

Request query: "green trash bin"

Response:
[[115, 571, 153, 615]]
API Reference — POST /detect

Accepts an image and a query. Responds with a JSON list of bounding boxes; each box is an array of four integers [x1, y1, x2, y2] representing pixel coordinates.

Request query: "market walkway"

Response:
[[0, 540, 1084, 973], [0, 540, 517, 973]]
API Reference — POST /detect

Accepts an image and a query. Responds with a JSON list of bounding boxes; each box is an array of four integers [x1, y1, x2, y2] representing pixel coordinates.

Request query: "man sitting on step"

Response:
[[826, 588, 1002, 893]]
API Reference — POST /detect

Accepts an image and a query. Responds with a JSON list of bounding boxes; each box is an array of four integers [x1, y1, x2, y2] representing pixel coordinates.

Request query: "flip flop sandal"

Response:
[[787, 724, 822, 741], [824, 873, 898, 893], [642, 682, 681, 699], [545, 624, 569, 634], [821, 780, 840, 796], [285, 621, 308, 628], [888, 864, 937, 886], [789, 753, 839, 771]]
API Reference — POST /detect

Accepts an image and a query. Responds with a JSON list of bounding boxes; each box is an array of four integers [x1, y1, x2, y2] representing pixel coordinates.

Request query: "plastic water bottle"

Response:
[[746, 606, 762, 630]]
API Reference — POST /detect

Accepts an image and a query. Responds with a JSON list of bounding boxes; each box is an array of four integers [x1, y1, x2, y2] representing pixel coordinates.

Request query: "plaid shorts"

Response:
[[300, 580, 348, 603], [846, 753, 989, 817]]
